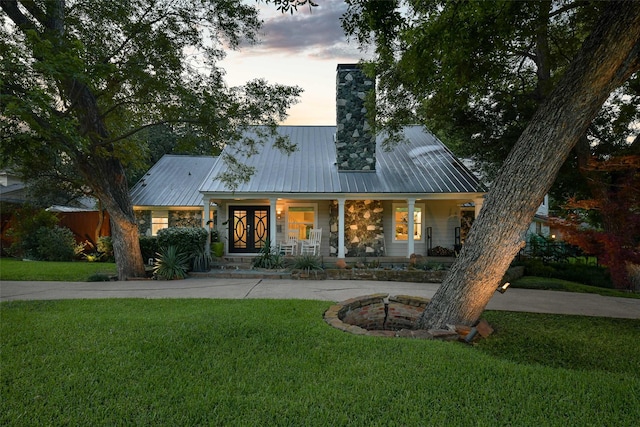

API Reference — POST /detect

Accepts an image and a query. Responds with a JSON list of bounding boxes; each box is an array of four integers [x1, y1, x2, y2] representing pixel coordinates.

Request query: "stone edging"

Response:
[[324, 294, 467, 340]]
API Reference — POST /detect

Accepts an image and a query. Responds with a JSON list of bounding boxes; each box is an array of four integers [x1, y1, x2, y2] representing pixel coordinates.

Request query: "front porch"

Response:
[[203, 196, 484, 259]]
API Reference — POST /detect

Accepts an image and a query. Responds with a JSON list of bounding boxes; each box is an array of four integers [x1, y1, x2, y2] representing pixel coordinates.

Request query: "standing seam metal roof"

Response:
[[130, 155, 217, 207], [199, 125, 486, 195]]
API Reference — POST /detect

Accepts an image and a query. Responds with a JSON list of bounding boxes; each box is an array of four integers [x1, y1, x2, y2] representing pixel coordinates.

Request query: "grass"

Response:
[[512, 276, 640, 299], [0, 258, 117, 281], [2, 299, 639, 426]]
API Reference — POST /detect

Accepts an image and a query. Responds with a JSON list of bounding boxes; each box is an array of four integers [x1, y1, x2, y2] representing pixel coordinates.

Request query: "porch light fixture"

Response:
[[497, 282, 510, 294], [276, 208, 283, 220]]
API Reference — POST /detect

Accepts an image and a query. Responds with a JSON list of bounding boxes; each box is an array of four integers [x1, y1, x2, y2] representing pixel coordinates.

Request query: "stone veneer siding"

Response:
[[169, 210, 202, 228], [329, 200, 384, 257], [335, 64, 376, 171], [135, 210, 152, 235], [135, 210, 202, 236]]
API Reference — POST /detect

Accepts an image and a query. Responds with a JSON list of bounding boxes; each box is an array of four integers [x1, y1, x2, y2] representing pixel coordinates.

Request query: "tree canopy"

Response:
[[1, 0, 301, 278], [344, 0, 640, 326], [343, 0, 639, 185], [343, 0, 640, 289]]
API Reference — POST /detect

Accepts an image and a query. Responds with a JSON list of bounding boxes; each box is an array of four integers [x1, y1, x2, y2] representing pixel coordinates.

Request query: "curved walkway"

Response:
[[1, 277, 639, 319]]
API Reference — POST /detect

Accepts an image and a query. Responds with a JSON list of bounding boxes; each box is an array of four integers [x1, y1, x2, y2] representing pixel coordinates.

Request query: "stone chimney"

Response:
[[336, 64, 376, 171]]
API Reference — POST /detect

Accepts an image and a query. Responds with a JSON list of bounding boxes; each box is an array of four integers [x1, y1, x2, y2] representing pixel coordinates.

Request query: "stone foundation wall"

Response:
[[298, 268, 448, 283]]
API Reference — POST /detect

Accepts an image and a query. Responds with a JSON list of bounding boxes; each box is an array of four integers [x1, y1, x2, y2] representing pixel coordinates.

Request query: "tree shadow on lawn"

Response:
[[475, 311, 640, 376]]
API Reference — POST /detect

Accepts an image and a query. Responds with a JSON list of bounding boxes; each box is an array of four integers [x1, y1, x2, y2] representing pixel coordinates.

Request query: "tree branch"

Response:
[[548, 0, 589, 19], [1, 1, 39, 31]]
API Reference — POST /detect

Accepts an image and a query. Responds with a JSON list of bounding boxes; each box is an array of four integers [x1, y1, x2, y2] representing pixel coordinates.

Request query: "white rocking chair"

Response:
[[279, 229, 299, 256], [300, 228, 322, 255]]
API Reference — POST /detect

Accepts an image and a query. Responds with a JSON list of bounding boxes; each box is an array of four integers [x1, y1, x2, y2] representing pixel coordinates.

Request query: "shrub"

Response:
[[153, 246, 190, 280], [520, 259, 556, 278], [252, 240, 284, 269], [139, 236, 159, 264], [28, 226, 78, 261], [191, 245, 212, 272], [549, 262, 612, 288], [518, 258, 613, 288], [414, 261, 446, 271], [96, 236, 114, 262], [6, 206, 60, 258], [87, 272, 112, 282], [290, 255, 323, 272], [156, 227, 208, 254]]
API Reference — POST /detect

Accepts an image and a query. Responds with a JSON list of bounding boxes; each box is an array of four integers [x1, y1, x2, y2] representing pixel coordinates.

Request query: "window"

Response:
[[393, 204, 423, 241], [151, 211, 169, 236], [288, 205, 316, 239]]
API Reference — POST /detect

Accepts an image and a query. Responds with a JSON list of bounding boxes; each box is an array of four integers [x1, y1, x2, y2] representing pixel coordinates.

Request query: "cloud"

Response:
[[243, 0, 363, 59]]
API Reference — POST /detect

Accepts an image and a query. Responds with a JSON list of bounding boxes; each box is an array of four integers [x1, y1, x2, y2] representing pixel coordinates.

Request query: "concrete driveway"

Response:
[[1, 277, 639, 319]]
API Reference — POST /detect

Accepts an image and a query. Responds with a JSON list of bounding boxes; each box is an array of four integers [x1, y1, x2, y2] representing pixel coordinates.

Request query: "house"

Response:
[[130, 155, 217, 236], [131, 64, 487, 259]]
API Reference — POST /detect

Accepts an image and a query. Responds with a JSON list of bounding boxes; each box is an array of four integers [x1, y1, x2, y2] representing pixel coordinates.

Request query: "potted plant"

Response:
[[211, 228, 225, 258]]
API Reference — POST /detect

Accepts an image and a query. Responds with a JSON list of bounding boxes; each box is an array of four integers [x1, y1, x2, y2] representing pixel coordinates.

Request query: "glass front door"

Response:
[[229, 206, 269, 253]]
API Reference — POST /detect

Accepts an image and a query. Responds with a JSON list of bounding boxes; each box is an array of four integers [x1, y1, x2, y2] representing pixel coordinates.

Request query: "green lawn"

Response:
[[0, 258, 117, 281], [2, 299, 639, 426], [512, 276, 640, 299]]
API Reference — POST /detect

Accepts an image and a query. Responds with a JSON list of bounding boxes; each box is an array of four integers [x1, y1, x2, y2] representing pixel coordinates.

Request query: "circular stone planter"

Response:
[[324, 294, 469, 340]]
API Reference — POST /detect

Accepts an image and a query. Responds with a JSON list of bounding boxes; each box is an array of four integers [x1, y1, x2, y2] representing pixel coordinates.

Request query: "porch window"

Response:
[[393, 204, 423, 241], [288, 205, 316, 240], [151, 211, 169, 236]]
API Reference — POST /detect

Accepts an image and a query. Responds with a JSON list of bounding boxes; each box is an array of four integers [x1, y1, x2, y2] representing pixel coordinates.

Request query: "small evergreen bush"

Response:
[[33, 226, 77, 261], [6, 207, 60, 258], [156, 227, 208, 254]]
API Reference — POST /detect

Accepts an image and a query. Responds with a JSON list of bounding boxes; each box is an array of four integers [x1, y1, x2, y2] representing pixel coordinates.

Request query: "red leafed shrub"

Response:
[[552, 155, 640, 290]]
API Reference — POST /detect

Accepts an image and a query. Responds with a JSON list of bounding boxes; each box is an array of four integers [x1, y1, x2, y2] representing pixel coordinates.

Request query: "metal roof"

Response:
[[199, 125, 486, 195], [130, 155, 217, 207]]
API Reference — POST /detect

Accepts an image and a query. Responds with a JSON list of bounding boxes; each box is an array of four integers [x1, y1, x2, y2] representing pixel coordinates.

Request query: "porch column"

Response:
[[269, 198, 277, 251], [474, 196, 484, 217], [338, 198, 346, 258], [203, 197, 211, 255], [407, 198, 415, 258]]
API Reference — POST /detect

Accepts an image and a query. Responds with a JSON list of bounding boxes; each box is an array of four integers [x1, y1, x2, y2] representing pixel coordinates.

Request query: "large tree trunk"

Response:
[[80, 156, 146, 281], [419, 1, 640, 330], [3, 0, 147, 280]]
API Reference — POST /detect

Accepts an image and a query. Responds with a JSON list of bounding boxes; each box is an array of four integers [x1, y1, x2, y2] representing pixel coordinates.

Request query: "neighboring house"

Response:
[[131, 64, 487, 259], [527, 194, 551, 238], [0, 169, 27, 204], [1, 169, 109, 250]]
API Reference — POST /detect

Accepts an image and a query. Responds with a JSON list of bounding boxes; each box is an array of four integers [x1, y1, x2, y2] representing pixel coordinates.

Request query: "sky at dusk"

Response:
[[219, 0, 370, 125]]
